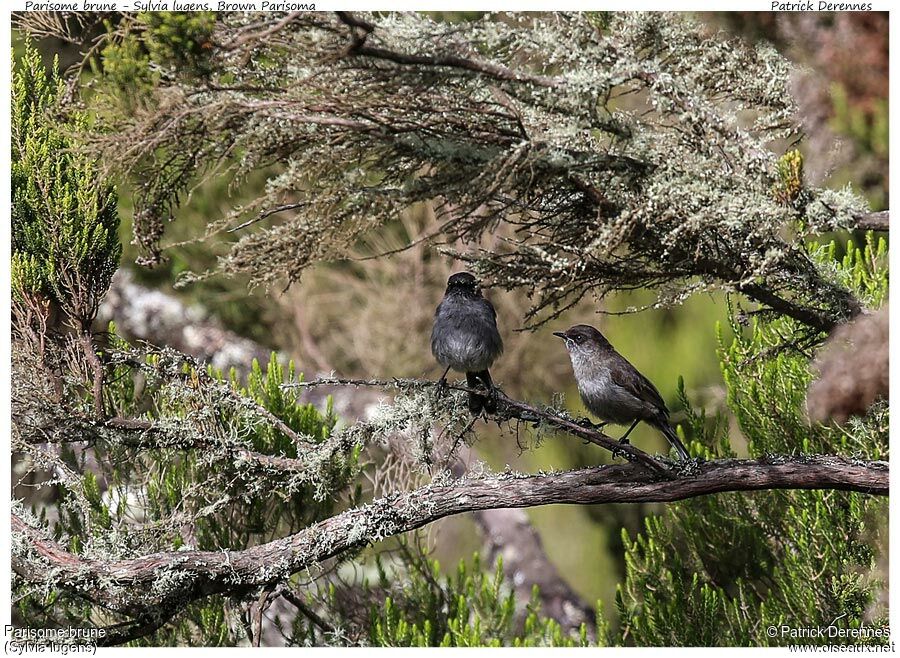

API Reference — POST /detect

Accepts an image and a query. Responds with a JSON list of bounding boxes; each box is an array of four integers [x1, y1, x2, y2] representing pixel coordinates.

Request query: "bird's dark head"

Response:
[[445, 272, 480, 297], [552, 324, 611, 355]]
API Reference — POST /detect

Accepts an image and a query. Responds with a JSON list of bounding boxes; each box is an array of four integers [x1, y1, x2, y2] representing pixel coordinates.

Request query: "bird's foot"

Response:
[[482, 386, 499, 415], [618, 436, 630, 446]]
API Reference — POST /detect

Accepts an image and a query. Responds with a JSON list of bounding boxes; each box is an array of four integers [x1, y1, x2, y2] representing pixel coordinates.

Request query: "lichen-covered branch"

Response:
[[335, 11, 563, 88], [20, 11, 877, 335], [12, 455, 887, 644], [94, 275, 596, 635], [284, 376, 674, 476]]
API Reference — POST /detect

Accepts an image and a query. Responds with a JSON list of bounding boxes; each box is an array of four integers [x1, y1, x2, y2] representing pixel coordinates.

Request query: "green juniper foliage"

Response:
[[95, 12, 217, 97], [97, 22, 155, 99], [607, 237, 888, 647], [367, 551, 594, 647], [137, 11, 217, 75], [12, 44, 120, 327]]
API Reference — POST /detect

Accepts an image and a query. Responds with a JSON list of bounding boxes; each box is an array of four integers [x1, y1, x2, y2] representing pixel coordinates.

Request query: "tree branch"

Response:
[[78, 331, 105, 419], [278, 586, 337, 636], [94, 276, 596, 638], [336, 11, 562, 88], [13, 454, 887, 643], [222, 11, 304, 51], [852, 210, 889, 232], [283, 377, 675, 477]]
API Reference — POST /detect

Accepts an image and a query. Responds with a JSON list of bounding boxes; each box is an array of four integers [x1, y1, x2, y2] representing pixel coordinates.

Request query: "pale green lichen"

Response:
[[27, 11, 868, 333]]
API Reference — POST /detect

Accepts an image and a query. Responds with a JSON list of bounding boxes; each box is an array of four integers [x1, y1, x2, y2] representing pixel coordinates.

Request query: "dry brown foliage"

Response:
[[807, 305, 888, 424]]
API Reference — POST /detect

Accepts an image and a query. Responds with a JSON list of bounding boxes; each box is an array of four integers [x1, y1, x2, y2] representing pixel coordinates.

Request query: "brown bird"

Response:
[[554, 324, 690, 460]]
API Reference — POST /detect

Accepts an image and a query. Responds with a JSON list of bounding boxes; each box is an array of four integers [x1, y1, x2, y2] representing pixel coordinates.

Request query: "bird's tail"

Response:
[[660, 423, 691, 461], [466, 370, 496, 415], [479, 370, 497, 414], [465, 372, 485, 415]]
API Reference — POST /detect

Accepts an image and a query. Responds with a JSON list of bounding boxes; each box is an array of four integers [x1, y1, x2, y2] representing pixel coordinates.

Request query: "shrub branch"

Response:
[[12, 454, 887, 643], [284, 377, 674, 477]]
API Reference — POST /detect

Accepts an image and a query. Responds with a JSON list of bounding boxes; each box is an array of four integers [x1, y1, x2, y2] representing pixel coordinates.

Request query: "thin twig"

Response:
[[852, 210, 889, 232], [336, 12, 562, 88], [226, 202, 307, 233], [283, 376, 673, 477], [279, 586, 337, 636]]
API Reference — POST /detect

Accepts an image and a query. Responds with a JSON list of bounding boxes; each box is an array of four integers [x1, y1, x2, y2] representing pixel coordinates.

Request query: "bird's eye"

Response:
[[575, 335, 582, 343]]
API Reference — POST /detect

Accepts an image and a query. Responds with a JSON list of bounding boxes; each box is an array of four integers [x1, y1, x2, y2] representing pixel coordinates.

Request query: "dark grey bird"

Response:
[[431, 272, 504, 414], [553, 324, 690, 461]]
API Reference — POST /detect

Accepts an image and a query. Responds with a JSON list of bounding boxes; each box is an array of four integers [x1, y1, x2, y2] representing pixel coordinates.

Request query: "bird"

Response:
[[553, 324, 690, 461], [431, 272, 504, 415]]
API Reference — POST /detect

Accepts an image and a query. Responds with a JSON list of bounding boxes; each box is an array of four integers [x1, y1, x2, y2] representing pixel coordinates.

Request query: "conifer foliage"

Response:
[[12, 44, 120, 330]]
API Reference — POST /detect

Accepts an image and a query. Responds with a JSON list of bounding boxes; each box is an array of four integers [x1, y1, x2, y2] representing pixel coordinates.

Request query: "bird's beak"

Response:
[[552, 331, 566, 339]]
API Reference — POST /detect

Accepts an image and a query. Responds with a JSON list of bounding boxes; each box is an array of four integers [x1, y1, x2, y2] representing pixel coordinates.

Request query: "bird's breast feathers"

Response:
[[431, 297, 503, 371]]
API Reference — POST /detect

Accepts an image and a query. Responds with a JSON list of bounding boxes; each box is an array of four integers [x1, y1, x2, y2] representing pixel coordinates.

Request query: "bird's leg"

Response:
[[436, 365, 451, 396], [618, 419, 640, 445]]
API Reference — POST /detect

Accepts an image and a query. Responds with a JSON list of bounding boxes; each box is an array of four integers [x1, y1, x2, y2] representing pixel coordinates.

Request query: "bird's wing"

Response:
[[477, 296, 498, 323], [476, 297, 503, 354], [609, 358, 669, 416]]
